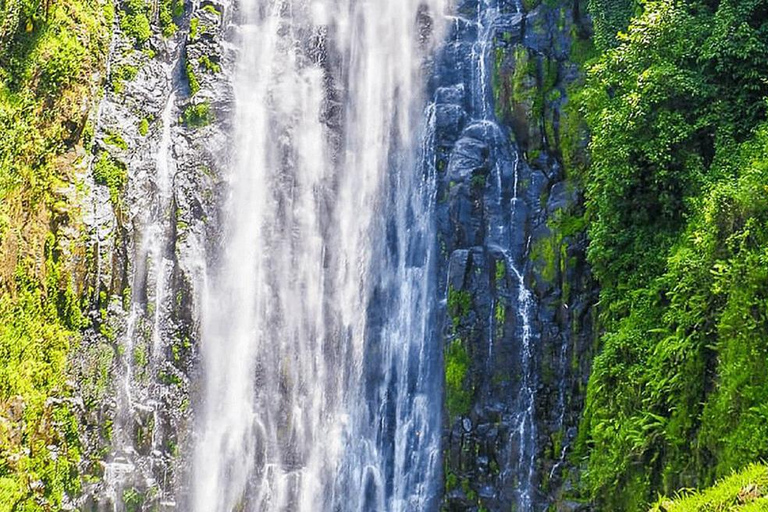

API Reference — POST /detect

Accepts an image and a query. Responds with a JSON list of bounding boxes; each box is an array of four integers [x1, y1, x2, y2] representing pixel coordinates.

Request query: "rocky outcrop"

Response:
[[434, 1, 596, 510]]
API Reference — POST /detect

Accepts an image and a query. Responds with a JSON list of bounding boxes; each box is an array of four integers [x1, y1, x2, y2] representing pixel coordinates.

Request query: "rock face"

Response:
[[433, 1, 596, 510], [72, 0, 233, 508]]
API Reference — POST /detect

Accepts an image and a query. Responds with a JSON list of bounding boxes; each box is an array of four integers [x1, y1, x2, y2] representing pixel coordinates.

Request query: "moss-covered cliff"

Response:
[[0, 0, 111, 507]]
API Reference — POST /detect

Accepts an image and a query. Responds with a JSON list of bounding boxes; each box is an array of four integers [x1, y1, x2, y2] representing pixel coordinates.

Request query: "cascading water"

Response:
[[104, 89, 177, 510], [439, 0, 539, 508], [192, 1, 447, 511], [475, 1, 539, 505]]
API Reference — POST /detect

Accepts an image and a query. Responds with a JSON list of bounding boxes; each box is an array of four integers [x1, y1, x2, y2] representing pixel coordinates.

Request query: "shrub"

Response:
[[182, 101, 212, 127]]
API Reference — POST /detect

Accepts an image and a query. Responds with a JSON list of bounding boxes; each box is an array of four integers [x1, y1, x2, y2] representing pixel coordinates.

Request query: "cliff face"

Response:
[[72, 0, 233, 507], [432, 1, 595, 510]]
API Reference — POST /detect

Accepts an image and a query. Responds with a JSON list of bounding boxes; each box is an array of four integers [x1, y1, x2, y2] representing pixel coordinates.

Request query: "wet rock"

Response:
[[436, 104, 468, 145], [436, 1, 596, 510], [448, 249, 471, 291]]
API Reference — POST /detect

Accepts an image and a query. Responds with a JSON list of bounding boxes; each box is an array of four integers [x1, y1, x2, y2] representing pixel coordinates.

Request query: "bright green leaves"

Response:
[[182, 101, 212, 128], [119, 0, 151, 47], [578, 1, 768, 509], [650, 463, 768, 511]]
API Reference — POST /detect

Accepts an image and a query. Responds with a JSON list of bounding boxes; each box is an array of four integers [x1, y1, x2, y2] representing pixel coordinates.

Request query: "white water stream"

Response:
[[192, 1, 447, 511]]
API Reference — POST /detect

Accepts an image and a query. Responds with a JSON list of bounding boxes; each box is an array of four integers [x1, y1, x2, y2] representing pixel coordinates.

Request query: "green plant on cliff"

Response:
[[445, 339, 471, 418], [119, 0, 150, 47], [576, 0, 768, 509], [93, 153, 127, 204], [159, 0, 184, 37], [185, 57, 200, 95], [0, 0, 110, 507], [182, 101, 212, 127]]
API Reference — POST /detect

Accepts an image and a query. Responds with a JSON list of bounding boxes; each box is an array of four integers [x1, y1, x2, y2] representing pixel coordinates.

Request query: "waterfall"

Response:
[[191, 1, 447, 510]]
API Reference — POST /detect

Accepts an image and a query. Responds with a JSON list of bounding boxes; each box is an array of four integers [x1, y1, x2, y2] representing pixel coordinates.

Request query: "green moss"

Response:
[[202, 4, 220, 15], [0, 260, 85, 509], [159, 0, 184, 37], [470, 173, 486, 189], [445, 470, 458, 492], [119, 0, 151, 47], [110, 63, 138, 94], [495, 259, 506, 282], [0, 63, 115, 465], [123, 487, 145, 512], [159, 371, 182, 386], [531, 233, 559, 284], [104, 130, 128, 150], [445, 339, 471, 418], [138, 118, 149, 136], [447, 285, 472, 328], [189, 17, 200, 39], [494, 301, 505, 325], [522, 0, 540, 10]]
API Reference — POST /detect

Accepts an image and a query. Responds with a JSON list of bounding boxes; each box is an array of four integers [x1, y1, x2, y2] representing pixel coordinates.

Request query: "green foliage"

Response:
[[495, 259, 506, 282], [110, 63, 138, 94], [198, 54, 219, 73], [93, 153, 127, 204], [522, 0, 540, 10], [119, 0, 151, 47], [37, 27, 85, 95], [189, 17, 199, 40], [185, 59, 199, 95], [650, 464, 768, 511], [0, 253, 85, 510], [0, 0, 109, 503], [182, 101, 212, 128], [138, 118, 149, 136], [447, 285, 472, 328], [159, 0, 184, 37], [577, 1, 768, 509], [445, 339, 471, 418], [202, 4, 220, 15], [587, 0, 638, 50], [123, 487, 145, 512], [104, 130, 127, 150]]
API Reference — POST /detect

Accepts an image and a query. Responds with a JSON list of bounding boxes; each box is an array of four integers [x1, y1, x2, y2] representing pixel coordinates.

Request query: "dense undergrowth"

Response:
[[575, 0, 768, 509], [0, 0, 110, 507]]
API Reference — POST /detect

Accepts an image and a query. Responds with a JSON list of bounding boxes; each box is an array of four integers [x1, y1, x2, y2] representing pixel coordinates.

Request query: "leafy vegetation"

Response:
[[110, 63, 138, 94], [198, 54, 219, 74], [575, 0, 768, 509], [119, 0, 150, 47], [650, 464, 768, 511], [93, 152, 127, 204], [182, 101, 212, 127], [185, 57, 199, 95], [0, 0, 110, 506], [159, 0, 184, 37]]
